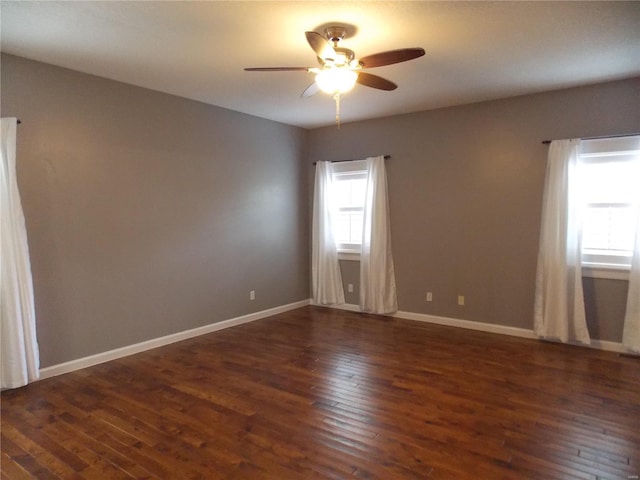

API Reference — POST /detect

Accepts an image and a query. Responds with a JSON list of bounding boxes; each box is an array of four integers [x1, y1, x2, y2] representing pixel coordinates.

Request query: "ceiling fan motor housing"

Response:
[[333, 47, 355, 65]]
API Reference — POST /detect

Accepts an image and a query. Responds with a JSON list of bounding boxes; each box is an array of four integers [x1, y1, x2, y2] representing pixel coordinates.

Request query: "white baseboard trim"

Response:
[[311, 301, 361, 312], [40, 299, 630, 380], [565, 338, 627, 354], [315, 302, 535, 339], [39, 299, 311, 380], [394, 309, 537, 340], [317, 303, 628, 354]]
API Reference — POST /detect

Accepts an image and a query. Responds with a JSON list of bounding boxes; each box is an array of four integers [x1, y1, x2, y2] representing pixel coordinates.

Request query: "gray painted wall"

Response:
[[309, 77, 640, 342], [1, 54, 310, 367], [3, 52, 637, 368]]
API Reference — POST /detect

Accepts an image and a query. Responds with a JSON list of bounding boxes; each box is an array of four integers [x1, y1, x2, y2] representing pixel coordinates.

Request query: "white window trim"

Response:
[[578, 136, 639, 275], [582, 265, 630, 281], [338, 251, 361, 261], [332, 160, 367, 259]]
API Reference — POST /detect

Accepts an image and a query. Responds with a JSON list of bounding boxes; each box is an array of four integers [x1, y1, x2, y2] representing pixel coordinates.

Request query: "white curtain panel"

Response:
[[534, 139, 590, 344], [1, 118, 40, 389], [622, 187, 640, 353], [360, 156, 398, 314], [312, 161, 345, 305]]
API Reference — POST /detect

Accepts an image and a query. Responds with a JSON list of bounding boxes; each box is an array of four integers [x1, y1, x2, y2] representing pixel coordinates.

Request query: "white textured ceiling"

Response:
[[2, 1, 639, 129]]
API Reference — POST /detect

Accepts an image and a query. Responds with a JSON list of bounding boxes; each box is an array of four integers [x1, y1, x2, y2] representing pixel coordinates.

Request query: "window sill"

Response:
[[338, 251, 360, 261], [582, 265, 630, 280]]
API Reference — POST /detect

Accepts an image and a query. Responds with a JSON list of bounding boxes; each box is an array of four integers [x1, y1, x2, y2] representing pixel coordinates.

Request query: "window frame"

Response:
[[578, 136, 640, 279], [330, 160, 368, 259]]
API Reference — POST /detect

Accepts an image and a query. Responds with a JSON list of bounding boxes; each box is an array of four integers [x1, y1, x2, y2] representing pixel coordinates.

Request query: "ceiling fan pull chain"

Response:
[[334, 93, 341, 128]]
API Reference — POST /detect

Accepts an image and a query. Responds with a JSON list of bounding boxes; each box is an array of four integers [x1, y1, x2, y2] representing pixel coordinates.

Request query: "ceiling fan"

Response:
[[244, 26, 425, 126]]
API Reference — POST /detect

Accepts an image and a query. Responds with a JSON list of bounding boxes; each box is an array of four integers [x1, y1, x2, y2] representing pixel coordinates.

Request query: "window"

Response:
[[579, 136, 640, 273], [331, 160, 367, 255]]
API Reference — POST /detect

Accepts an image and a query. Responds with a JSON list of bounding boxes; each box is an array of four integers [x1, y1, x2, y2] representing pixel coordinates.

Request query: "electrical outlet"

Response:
[[426, 292, 433, 302], [458, 295, 465, 306], [250, 290, 255, 301], [348, 283, 354, 293]]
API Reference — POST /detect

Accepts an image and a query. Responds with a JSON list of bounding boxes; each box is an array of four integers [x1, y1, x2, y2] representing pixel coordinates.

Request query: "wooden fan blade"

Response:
[[301, 82, 320, 98], [356, 72, 397, 91], [244, 67, 311, 72], [359, 48, 425, 68], [305, 31, 337, 62]]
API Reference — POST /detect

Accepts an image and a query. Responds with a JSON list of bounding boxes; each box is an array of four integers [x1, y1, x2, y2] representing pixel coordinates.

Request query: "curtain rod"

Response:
[[313, 155, 390, 165], [541, 133, 639, 145]]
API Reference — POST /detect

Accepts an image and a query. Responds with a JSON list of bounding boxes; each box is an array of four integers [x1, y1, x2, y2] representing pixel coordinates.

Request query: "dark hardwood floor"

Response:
[[2, 306, 639, 479]]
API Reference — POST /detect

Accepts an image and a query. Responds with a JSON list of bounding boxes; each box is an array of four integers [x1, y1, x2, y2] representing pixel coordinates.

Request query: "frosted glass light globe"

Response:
[[315, 69, 358, 94]]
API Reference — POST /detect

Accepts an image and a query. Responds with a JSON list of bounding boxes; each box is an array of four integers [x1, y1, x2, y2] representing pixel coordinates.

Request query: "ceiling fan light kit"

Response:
[[245, 26, 425, 127], [315, 69, 358, 94]]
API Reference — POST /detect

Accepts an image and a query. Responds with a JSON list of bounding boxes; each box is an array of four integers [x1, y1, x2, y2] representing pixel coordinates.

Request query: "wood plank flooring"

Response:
[[2, 306, 639, 479]]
